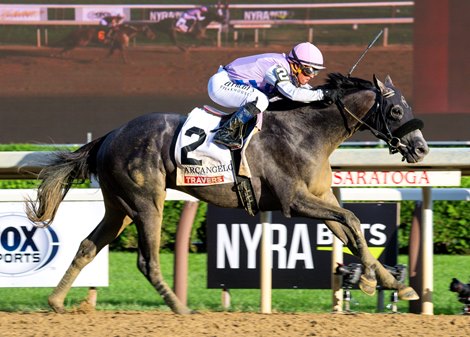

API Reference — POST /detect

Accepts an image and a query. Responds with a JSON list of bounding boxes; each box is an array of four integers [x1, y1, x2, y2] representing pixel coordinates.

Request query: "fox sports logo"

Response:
[[0, 214, 59, 276]]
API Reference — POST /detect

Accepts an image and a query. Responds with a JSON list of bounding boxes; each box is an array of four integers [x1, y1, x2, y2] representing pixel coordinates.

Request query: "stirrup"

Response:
[[212, 128, 243, 150]]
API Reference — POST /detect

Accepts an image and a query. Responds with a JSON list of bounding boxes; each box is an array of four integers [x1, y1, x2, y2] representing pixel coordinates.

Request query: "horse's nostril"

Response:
[[416, 146, 428, 156]]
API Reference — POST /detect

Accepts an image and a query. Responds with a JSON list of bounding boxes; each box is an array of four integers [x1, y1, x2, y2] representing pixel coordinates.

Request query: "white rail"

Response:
[[2, 148, 469, 179], [0, 2, 413, 48]]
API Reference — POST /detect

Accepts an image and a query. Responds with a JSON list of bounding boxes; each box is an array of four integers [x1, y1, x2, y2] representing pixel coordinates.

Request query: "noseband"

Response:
[[335, 90, 423, 154]]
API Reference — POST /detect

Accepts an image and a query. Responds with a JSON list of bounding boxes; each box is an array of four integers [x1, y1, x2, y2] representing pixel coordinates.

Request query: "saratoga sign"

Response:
[[332, 170, 461, 186]]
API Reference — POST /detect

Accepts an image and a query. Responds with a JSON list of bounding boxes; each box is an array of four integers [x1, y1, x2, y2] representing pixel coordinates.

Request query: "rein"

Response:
[[335, 91, 422, 154]]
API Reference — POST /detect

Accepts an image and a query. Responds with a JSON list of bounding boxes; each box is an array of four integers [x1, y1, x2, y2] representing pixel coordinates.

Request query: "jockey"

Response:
[[175, 6, 208, 33], [208, 42, 338, 149], [99, 14, 126, 42]]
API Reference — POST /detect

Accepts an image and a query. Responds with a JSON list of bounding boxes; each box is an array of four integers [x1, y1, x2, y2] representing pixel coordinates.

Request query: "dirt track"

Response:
[[1, 310, 469, 337]]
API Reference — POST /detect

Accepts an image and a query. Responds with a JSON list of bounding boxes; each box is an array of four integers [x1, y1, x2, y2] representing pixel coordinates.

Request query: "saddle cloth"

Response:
[[175, 107, 259, 186]]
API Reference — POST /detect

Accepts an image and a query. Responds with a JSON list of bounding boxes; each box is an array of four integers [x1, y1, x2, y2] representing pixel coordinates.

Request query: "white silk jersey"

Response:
[[224, 52, 324, 102]]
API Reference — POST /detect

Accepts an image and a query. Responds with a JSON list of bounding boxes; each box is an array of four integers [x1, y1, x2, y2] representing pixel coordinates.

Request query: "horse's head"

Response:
[[324, 73, 429, 163], [207, 3, 228, 25], [372, 75, 429, 163]]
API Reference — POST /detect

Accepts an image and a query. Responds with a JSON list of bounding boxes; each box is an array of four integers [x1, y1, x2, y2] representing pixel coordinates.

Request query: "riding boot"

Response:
[[213, 102, 260, 150]]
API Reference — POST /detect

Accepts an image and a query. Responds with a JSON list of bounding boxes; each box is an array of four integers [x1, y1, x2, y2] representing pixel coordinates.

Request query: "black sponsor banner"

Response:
[[207, 203, 398, 289]]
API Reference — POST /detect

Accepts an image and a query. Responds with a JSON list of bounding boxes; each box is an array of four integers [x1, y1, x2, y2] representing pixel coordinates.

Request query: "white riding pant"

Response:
[[207, 66, 269, 112], [175, 18, 189, 33]]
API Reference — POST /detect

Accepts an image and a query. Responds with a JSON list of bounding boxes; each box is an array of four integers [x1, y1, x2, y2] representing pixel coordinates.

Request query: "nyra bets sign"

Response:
[[207, 203, 398, 289]]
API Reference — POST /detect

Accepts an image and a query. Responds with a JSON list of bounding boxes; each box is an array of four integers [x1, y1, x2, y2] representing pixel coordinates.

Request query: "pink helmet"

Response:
[[200, 6, 208, 12], [288, 42, 325, 70]]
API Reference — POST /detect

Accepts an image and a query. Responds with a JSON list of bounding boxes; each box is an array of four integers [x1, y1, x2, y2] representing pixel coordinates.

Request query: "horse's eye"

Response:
[[390, 105, 404, 120]]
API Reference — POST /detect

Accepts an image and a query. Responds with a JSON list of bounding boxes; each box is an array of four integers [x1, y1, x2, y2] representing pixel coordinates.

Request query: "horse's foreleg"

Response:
[[91, 45, 114, 63], [324, 217, 380, 296], [134, 191, 192, 314], [170, 30, 186, 52], [49, 212, 131, 313], [290, 189, 418, 300]]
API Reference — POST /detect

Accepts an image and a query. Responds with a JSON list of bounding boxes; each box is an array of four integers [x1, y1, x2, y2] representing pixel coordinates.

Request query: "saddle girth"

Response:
[[230, 150, 258, 216]]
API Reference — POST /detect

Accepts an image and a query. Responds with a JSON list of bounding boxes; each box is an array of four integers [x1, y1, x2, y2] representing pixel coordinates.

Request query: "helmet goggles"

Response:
[[300, 65, 320, 77], [290, 47, 323, 76]]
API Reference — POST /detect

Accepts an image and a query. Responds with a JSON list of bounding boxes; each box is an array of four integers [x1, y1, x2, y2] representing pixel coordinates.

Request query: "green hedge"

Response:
[[1, 146, 468, 254], [110, 201, 208, 253], [398, 176, 470, 255]]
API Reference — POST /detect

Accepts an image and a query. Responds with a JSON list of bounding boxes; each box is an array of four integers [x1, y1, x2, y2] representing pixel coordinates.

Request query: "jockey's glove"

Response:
[[322, 89, 340, 104]]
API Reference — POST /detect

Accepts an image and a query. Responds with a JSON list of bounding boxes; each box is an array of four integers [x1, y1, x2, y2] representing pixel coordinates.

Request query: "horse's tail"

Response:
[[25, 136, 105, 227]]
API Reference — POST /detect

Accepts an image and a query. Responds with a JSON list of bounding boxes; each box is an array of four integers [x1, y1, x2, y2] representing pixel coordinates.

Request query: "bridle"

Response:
[[335, 89, 424, 154]]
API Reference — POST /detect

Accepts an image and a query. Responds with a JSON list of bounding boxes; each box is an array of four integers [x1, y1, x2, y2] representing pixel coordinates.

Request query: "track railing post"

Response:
[[332, 187, 344, 312], [260, 211, 272, 313], [421, 187, 434, 315]]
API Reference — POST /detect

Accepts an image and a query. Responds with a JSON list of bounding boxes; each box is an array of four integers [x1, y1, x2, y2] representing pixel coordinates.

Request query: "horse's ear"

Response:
[[373, 74, 395, 97], [384, 75, 394, 87], [373, 74, 386, 92]]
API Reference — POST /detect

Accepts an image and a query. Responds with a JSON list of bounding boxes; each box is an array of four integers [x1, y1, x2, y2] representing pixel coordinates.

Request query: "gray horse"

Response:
[[26, 73, 429, 314]]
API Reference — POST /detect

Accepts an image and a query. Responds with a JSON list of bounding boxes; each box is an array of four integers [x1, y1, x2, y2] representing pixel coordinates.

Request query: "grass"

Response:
[[0, 252, 468, 314]]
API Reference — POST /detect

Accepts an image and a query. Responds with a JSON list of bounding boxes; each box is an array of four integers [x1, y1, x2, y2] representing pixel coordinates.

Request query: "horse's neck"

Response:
[[200, 17, 212, 28], [265, 89, 377, 154], [122, 26, 137, 35], [202, 12, 220, 26], [265, 106, 344, 155], [337, 89, 378, 135]]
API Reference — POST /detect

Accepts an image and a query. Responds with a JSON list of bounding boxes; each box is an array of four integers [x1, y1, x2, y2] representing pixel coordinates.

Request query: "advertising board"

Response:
[[0, 198, 107, 287], [207, 203, 398, 289]]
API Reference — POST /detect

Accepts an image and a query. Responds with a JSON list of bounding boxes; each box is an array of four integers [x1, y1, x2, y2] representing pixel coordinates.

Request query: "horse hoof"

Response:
[[48, 297, 66, 313], [176, 308, 193, 315], [49, 303, 66, 314], [359, 275, 377, 296], [398, 286, 420, 301], [173, 305, 193, 315]]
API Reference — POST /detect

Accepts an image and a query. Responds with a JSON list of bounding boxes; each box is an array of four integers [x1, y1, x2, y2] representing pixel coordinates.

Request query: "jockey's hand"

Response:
[[322, 89, 341, 104]]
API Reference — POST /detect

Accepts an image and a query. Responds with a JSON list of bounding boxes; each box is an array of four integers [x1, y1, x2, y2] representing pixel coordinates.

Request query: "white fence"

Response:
[[0, 2, 414, 47]]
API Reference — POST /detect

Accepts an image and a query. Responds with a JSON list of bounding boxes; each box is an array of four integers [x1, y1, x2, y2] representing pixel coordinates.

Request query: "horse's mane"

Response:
[[268, 72, 374, 111], [322, 72, 373, 94]]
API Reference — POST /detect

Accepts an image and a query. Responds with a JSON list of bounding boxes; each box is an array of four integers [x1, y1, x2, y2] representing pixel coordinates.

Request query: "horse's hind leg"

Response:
[[52, 46, 72, 58], [133, 191, 192, 314], [48, 210, 131, 313]]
